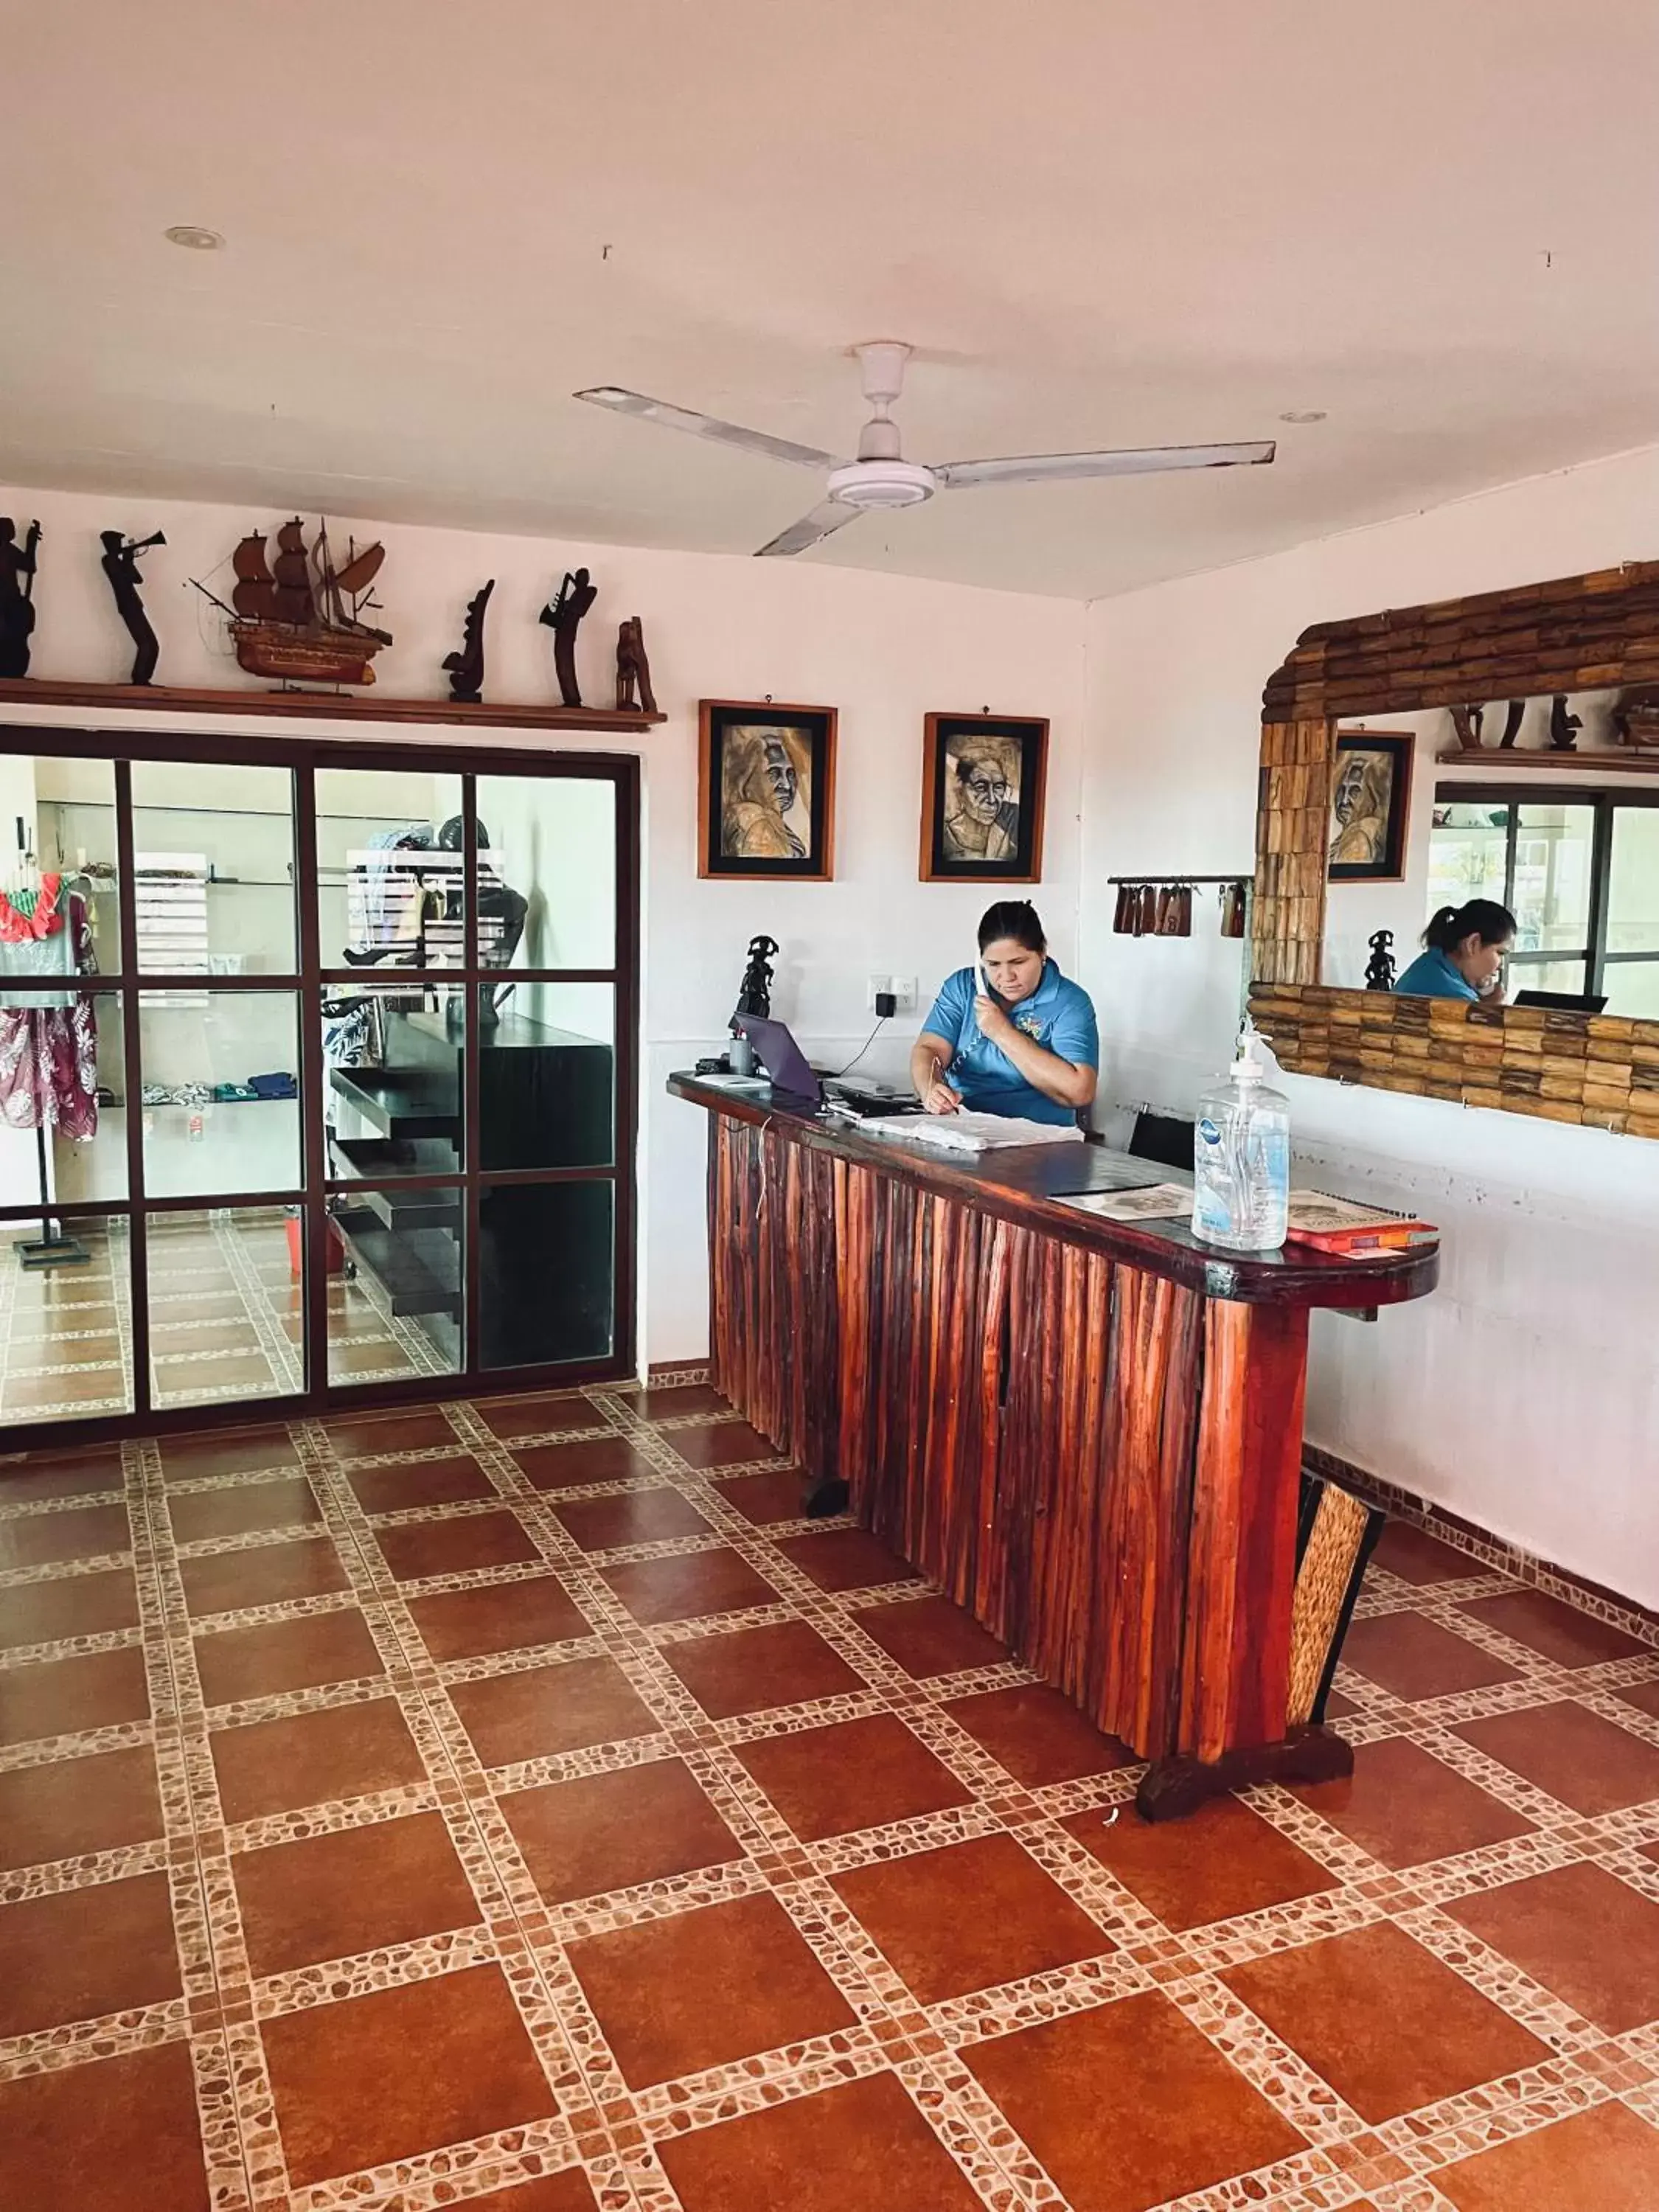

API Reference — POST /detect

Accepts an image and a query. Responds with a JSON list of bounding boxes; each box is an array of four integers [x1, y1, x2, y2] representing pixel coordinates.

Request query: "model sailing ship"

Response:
[[193, 520, 392, 686]]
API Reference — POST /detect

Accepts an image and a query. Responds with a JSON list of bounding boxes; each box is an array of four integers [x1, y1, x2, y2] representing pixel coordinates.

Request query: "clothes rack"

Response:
[[4, 863, 94, 1270]]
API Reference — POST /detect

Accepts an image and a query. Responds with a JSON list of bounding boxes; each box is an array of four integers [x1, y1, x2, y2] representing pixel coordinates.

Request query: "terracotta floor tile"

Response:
[[479, 1393, 604, 1441], [503, 1756, 743, 1904], [966, 1989, 1304, 2212], [0, 2038, 210, 2212], [0, 1500, 130, 1571], [1321, 1686, 1360, 1719], [1340, 1611, 1522, 1700], [454, 2182, 597, 2212], [0, 1565, 139, 1650], [1065, 1793, 1340, 1930], [0, 1870, 180, 2037], [0, 1741, 162, 1868], [262, 1963, 556, 2188], [1617, 1677, 1659, 1722], [329, 1338, 417, 1378], [1292, 1735, 1534, 1868], [178, 1534, 349, 1618], [1223, 1921, 1548, 2123], [851, 1593, 1009, 1678], [663, 1419, 778, 1469], [451, 1655, 660, 1767], [210, 1697, 425, 1823], [568, 1891, 855, 2089], [1453, 1700, 1659, 1815], [156, 1351, 279, 1396], [736, 1712, 974, 1841], [662, 1618, 867, 1719], [1458, 1587, 1649, 1667], [714, 1467, 814, 1524], [515, 1436, 661, 1489], [1445, 1861, 1659, 2034], [234, 1809, 480, 1975], [406, 1574, 591, 1660], [345, 1453, 498, 1512], [773, 1527, 919, 1593], [1437, 2101, 1659, 2212], [1369, 1520, 1480, 1584], [0, 1643, 150, 1746], [660, 2068, 981, 2212], [833, 1832, 1113, 2003], [192, 1607, 384, 1705], [553, 1486, 713, 1552], [160, 1424, 299, 1479], [945, 1682, 1136, 1787], [7, 1364, 130, 1411], [167, 1475, 321, 1545], [0, 1446, 125, 1503], [323, 1408, 465, 1458], [631, 1382, 731, 1421], [602, 1545, 778, 1626], [373, 1506, 540, 1582]]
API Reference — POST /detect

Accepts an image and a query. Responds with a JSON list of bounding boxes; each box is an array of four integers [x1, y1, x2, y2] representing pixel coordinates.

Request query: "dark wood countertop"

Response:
[[669, 1073, 1439, 1310]]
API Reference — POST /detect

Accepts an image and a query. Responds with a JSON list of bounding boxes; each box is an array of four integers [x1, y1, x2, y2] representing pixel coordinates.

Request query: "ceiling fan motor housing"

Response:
[[827, 456, 936, 509]]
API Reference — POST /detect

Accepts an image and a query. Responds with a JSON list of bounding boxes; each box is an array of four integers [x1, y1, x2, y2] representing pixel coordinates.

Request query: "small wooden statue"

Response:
[[0, 518, 42, 679], [1613, 686, 1659, 750], [614, 616, 656, 714], [100, 529, 166, 685], [1450, 703, 1484, 751], [442, 579, 495, 703], [1498, 698, 1526, 749], [538, 566, 597, 708], [736, 934, 779, 1019], [1364, 928, 1397, 992], [1548, 695, 1582, 752]]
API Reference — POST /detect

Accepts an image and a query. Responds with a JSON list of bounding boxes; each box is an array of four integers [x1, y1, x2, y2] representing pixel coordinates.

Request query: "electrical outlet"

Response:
[[868, 974, 919, 1014]]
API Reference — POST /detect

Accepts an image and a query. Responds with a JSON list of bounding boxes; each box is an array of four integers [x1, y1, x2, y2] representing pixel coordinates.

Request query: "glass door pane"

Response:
[[1602, 960, 1659, 1018], [475, 772, 616, 970], [480, 1180, 612, 1370], [1607, 809, 1659, 955], [147, 1206, 300, 1409], [139, 990, 301, 1198], [316, 767, 466, 973], [1512, 801, 1594, 956], [327, 1188, 462, 1385], [0, 1214, 133, 1425], [31, 754, 123, 972], [321, 981, 465, 1181], [129, 761, 296, 975], [480, 983, 613, 1170], [1427, 799, 1509, 913]]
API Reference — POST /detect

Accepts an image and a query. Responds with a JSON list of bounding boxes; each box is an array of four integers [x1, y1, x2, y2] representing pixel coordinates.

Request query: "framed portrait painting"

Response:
[[1328, 729, 1414, 883], [698, 700, 837, 880], [919, 712, 1048, 883]]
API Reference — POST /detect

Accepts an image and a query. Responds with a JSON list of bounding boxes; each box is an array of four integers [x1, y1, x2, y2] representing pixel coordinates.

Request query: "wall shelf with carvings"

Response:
[[0, 678, 666, 734], [1433, 745, 1659, 776]]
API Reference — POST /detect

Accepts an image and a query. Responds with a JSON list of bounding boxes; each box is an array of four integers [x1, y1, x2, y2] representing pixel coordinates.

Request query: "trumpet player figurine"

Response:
[[100, 529, 167, 686]]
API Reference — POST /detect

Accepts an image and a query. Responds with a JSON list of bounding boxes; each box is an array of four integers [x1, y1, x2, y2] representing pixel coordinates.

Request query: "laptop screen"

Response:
[[732, 1014, 821, 1102]]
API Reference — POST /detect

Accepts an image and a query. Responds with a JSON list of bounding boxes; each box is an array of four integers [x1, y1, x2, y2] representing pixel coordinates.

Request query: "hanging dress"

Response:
[[0, 875, 99, 1140]]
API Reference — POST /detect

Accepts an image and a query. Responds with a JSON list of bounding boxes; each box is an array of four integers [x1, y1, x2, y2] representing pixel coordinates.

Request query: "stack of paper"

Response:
[[858, 1113, 1085, 1154]]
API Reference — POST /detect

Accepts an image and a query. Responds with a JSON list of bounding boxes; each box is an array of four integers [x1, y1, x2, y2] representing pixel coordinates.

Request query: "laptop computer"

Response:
[[1512, 988, 1608, 1014], [731, 1013, 821, 1105]]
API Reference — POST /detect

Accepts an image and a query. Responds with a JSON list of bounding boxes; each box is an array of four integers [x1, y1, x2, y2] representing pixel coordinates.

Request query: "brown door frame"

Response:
[[0, 722, 641, 1447]]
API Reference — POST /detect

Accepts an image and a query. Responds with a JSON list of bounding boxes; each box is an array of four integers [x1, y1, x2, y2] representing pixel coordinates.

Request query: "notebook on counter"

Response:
[[857, 1112, 1085, 1154], [1284, 1192, 1439, 1253]]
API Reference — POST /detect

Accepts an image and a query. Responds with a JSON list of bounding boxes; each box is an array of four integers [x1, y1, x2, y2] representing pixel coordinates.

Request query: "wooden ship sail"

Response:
[[203, 519, 392, 687]]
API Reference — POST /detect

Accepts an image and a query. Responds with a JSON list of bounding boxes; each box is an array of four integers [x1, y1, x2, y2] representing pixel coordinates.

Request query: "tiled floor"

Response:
[[0, 1211, 448, 1422], [0, 1382, 1657, 2211]]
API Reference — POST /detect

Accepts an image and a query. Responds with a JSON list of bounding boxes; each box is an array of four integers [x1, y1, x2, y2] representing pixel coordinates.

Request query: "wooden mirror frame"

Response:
[[1246, 560, 1659, 1137]]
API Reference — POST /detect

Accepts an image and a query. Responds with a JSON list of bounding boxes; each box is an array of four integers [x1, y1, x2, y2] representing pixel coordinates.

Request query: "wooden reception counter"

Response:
[[669, 1076, 1438, 1817]]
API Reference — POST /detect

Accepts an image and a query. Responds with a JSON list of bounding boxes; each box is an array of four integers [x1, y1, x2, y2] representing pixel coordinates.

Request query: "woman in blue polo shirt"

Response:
[[909, 901, 1099, 1126], [1395, 899, 1515, 1004]]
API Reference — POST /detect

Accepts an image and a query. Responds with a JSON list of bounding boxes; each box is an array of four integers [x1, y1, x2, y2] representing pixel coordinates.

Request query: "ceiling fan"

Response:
[[576, 341, 1275, 557]]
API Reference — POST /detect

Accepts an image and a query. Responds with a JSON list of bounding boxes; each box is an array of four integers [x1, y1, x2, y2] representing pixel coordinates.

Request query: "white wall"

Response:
[[1082, 445, 1659, 1610], [0, 481, 1085, 1369]]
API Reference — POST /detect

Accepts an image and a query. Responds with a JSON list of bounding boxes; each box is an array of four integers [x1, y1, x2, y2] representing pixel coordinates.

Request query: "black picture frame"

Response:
[[698, 700, 837, 880], [919, 712, 1048, 883], [1328, 728, 1415, 883]]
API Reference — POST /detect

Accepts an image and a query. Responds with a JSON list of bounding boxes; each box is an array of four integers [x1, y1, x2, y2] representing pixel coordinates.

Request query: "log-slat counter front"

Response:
[[670, 1076, 1438, 1815]]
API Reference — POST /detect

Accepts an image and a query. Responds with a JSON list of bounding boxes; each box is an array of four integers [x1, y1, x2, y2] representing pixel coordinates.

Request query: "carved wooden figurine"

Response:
[[614, 616, 657, 714], [442, 579, 495, 703], [1498, 698, 1526, 748], [99, 529, 166, 685], [538, 566, 597, 708], [735, 934, 779, 1019], [0, 518, 42, 679], [1450, 703, 1484, 751], [1613, 687, 1659, 750], [1548, 695, 1582, 752], [1364, 929, 1397, 992]]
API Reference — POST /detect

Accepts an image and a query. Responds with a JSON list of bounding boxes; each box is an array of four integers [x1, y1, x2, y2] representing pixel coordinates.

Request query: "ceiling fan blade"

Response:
[[575, 386, 846, 471], [932, 439, 1276, 490], [754, 501, 866, 559]]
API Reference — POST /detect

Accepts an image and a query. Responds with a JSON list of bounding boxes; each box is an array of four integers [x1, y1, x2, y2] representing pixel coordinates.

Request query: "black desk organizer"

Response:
[[327, 1008, 614, 1369]]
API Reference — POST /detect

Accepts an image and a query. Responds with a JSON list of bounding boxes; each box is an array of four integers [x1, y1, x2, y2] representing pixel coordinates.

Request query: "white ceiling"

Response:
[[6, 0, 1659, 601]]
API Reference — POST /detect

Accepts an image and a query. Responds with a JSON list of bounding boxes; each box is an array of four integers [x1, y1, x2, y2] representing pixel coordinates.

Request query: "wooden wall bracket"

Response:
[[0, 676, 666, 734]]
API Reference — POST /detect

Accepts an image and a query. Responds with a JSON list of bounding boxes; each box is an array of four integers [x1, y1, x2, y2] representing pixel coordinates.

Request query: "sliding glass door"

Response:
[[0, 730, 637, 1441]]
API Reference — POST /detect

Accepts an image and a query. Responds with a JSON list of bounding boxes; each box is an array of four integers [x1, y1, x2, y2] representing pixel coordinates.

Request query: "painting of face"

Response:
[[698, 703, 837, 880], [1328, 731, 1413, 882], [920, 715, 1048, 883]]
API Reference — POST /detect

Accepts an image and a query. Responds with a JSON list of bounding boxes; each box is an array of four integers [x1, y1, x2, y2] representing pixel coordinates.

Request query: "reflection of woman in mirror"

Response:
[[1329, 751, 1391, 868], [1394, 899, 1516, 1003]]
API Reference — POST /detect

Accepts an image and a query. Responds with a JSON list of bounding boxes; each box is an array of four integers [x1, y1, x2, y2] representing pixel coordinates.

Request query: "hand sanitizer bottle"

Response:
[[1192, 1021, 1290, 1251]]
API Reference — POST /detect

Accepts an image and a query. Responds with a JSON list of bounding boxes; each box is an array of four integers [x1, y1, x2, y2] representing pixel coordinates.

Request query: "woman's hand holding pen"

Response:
[[921, 1060, 961, 1116]]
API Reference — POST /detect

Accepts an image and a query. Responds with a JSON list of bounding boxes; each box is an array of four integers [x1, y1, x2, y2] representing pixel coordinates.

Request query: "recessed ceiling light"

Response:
[[1278, 408, 1326, 425], [164, 225, 225, 251]]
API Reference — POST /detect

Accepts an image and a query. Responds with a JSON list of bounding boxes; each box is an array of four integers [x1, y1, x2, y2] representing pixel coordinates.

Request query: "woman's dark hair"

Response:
[[1422, 899, 1516, 951], [978, 900, 1046, 954]]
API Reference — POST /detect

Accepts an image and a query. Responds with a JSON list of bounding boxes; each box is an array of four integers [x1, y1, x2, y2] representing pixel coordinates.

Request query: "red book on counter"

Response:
[[1283, 1191, 1439, 1254]]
